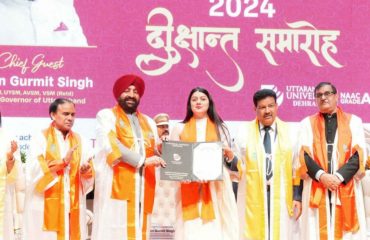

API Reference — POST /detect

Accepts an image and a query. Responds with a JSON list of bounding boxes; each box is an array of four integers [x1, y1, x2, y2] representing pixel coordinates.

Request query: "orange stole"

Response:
[[108, 105, 156, 240], [179, 117, 217, 221], [36, 125, 82, 240], [299, 108, 364, 239]]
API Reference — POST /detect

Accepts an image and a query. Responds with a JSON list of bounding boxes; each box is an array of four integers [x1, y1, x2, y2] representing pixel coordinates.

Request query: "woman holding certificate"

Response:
[[169, 87, 238, 240]]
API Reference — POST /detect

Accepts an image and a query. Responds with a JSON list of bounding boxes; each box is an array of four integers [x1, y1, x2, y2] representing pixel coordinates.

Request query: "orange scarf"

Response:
[[107, 105, 156, 240], [35, 124, 82, 240], [299, 108, 364, 239], [179, 117, 217, 221]]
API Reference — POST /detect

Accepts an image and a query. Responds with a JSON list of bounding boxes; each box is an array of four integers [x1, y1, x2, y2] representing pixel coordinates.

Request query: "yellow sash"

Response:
[[243, 118, 294, 240], [107, 105, 156, 240], [35, 124, 82, 240], [179, 117, 217, 221], [299, 108, 364, 239]]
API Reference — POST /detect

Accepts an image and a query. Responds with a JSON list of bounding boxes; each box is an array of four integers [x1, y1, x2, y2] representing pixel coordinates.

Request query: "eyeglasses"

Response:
[[315, 91, 335, 98]]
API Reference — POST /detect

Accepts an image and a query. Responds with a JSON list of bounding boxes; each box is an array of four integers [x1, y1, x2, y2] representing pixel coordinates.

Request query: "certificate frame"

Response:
[[160, 141, 223, 181]]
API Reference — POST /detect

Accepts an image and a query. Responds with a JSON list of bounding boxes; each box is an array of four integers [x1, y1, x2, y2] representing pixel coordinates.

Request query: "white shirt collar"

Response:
[[258, 121, 276, 132]]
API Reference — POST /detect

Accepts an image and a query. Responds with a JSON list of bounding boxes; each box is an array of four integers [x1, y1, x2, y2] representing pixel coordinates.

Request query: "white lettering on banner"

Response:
[[31, 54, 64, 73], [43, 90, 56, 96], [340, 92, 363, 104], [286, 85, 315, 92], [286, 91, 315, 100], [285, 85, 315, 100], [57, 76, 93, 90], [284, 86, 369, 106], [136, 7, 244, 92], [42, 97, 86, 104], [2, 90, 21, 95], [6, 75, 93, 90], [56, 91, 74, 97], [22, 90, 40, 96], [361, 93, 370, 104], [285, 85, 316, 107], [0, 52, 64, 74], [292, 100, 315, 106], [0, 97, 32, 103], [255, 21, 343, 68], [209, 0, 276, 18], [0, 77, 5, 86], [10, 76, 55, 87], [0, 52, 29, 74]]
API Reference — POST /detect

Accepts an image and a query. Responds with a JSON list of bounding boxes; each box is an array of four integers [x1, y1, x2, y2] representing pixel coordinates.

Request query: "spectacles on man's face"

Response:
[[315, 91, 335, 99]]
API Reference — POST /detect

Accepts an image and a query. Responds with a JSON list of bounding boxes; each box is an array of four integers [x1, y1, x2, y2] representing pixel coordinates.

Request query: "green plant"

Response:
[[20, 151, 27, 164]]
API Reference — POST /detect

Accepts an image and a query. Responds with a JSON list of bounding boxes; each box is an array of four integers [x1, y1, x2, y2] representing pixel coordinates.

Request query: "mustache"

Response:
[[163, 130, 169, 135], [263, 114, 272, 118], [118, 96, 140, 114], [123, 97, 138, 102]]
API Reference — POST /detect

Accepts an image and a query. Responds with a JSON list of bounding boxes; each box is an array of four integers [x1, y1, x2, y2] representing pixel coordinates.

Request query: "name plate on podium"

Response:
[[160, 141, 223, 181]]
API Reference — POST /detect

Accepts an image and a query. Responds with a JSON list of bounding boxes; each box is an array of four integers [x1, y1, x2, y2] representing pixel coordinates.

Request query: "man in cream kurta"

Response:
[[235, 89, 302, 240], [0, 124, 25, 240], [298, 82, 367, 240], [92, 74, 165, 240], [23, 98, 94, 240]]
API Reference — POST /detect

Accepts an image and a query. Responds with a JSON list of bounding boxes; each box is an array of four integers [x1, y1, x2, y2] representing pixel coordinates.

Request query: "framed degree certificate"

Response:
[[160, 141, 223, 181]]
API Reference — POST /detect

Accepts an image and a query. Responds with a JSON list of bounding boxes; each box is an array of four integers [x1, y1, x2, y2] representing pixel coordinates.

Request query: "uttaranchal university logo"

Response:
[[261, 84, 370, 107], [261, 84, 284, 106]]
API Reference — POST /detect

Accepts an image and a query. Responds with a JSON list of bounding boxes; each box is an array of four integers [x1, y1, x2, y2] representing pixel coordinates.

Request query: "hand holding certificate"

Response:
[[160, 141, 223, 181]]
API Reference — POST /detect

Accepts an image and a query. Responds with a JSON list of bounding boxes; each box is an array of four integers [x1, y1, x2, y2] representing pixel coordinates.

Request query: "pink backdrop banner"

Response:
[[0, 0, 369, 122]]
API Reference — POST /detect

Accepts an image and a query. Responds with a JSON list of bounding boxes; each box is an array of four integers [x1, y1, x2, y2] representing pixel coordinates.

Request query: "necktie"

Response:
[[263, 126, 273, 180]]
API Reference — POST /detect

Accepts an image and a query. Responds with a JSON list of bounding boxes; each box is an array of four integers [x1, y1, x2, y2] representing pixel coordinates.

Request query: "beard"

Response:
[[118, 96, 140, 114]]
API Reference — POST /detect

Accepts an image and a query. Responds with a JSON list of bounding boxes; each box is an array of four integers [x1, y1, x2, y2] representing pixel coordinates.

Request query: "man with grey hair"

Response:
[[298, 82, 367, 239]]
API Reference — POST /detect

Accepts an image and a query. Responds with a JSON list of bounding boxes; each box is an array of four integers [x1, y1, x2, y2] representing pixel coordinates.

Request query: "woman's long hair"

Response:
[[182, 87, 231, 145]]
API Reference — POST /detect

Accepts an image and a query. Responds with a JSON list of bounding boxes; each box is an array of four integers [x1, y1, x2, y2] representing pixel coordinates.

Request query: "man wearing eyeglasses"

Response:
[[235, 89, 302, 240], [298, 82, 367, 239]]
